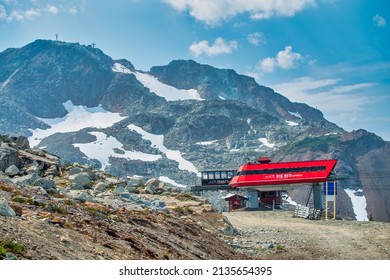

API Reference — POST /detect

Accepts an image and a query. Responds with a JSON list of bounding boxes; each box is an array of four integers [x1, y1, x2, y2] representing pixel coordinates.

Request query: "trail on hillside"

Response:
[[223, 210, 390, 260]]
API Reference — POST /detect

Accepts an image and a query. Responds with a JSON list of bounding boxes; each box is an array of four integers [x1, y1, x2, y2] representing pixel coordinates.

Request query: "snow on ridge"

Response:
[[196, 140, 218, 146], [74, 132, 161, 170], [286, 120, 299, 126], [289, 111, 303, 119], [28, 100, 126, 148], [259, 137, 275, 148], [128, 124, 198, 173], [112, 62, 203, 101], [344, 189, 369, 221], [158, 176, 187, 188]]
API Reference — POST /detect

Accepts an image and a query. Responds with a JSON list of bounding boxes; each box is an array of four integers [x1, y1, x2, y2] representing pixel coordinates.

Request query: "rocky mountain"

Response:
[[0, 39, 389, 222]]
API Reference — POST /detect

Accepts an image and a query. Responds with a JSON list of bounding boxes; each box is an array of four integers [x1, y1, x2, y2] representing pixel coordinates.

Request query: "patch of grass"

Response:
[[51, 204, 68, 215], [11, 195, 34, 205], [0, 246, 6, 258], [0, 239, 25, 258], [276, 244, 285, 250], [163, 251, 170, 260]]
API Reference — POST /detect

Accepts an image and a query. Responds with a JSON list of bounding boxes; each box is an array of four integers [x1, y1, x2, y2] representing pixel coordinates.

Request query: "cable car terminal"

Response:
[[191, 157, 343, 219]]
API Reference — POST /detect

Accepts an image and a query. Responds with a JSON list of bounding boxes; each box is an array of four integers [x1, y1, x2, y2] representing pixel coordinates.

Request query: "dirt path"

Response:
[[223, 210, 390, 260]]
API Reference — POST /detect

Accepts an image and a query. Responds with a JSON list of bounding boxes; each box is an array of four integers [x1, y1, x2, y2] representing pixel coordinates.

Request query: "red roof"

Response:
[[230, 159, 337, 188]]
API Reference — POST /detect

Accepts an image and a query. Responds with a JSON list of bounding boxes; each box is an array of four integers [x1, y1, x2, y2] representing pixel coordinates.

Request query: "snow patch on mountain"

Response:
[[344, 188, 369, 221], [128, 124, 198, 173], [158, 176, 187, 188], [259, 138, 275, 148], [28, 101, 126, 147], [73, 131, 162, 170], [286, 120, 299, 126], [112, 62, 203, 101], [196, 140, 218, 146], [289, 111, 302, 119]]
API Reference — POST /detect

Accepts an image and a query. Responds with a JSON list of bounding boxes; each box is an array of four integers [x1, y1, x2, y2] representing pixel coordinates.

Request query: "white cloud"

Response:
[[259, 57, 277, 73], [47, 5, 59, 15], [373, 14, 386, 27], [0, 1, 83, 22], [68, 7, 78, 15], [7, 8, 40, 21], [259, 46, 302, 72], [247, 32, 266, 46], [163, 0, 316, 25], [276, 46, 302, 69], [189, 37, 238, 57]]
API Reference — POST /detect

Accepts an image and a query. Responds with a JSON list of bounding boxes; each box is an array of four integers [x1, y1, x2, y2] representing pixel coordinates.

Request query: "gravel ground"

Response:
[[223, 210, 390, 260]]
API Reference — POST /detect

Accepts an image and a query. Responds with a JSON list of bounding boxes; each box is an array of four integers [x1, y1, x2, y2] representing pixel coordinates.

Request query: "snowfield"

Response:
[[73, 131, 162, 170], [259, 137, 275, 148], [112, 62, 203, 101], [128, 124, 198, 173], [344, 188, 369, 221], [28, 100, 126, 147]]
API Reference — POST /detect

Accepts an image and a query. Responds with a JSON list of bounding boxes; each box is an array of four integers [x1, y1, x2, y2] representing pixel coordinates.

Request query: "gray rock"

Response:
[[126, 177, 143, 187], [33, 178, 56, 190], [75, 192, 92, 203], [145, 185, 156, 194], [151, 199, 166, 208], [0, 199, 16, 217], [128, 194, 141, 201], [5, 165, 19, 177], [94, 181, 108, 192], [26, 165, 41, 174], [69, 182, 83, 190], [11, 173, 39, 186], [68, 166, 82, 175], [0, 143, 19, 172], [15, 136, 30, 150], [126, 186, 138, 193], [119, 192, 132, 200], [69, 172, 91, 188], [113, 186, 126, 196], [145, 178, 158, 187]]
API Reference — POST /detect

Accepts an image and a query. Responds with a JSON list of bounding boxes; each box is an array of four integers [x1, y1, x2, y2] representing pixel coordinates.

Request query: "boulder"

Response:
[[0, 143, 19, 172], [15, 136, 30, 150], [68, 166, 82, 175], [0, 199, 16, 217], [5, 165, 19, 177], [126, 177, 143, 187], [69, 172, 91, 188], [33, 178, 56, 191], [94, 181, 108, 192], [11, 173, 39, 186], [145, 185, 156, 194], [145, 178, 159, 187]]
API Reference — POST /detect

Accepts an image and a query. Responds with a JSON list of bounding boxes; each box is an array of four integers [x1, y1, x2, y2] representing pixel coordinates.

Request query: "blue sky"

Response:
[[1, 0, 389, 140]]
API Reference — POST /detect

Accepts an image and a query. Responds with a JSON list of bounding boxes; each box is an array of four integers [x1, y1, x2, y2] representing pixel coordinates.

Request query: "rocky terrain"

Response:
[[0, 135, 244, 260], [0, 40, 389, 222]]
